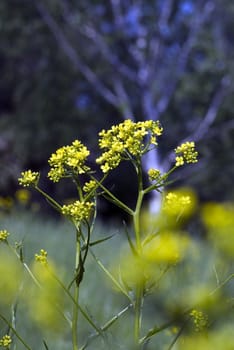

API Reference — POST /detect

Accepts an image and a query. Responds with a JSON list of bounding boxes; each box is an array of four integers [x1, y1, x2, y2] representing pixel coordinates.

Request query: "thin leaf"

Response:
[[43, 340, 49, 350], [81, 233, 116, 250]]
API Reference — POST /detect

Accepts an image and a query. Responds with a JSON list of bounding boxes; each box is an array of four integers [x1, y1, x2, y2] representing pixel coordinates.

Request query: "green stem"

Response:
[[72, 230, 81, 350], [0, 314, 32, 350], [133, 160, 145, 347], [133, 190, 144, 251], [134, 284, 143, 348], [89, 175, 134, 216], [35, 186, 62, 211], [48, 267, 102, 335], [89, 249, 132, 302], [80, 304, 133, 350]]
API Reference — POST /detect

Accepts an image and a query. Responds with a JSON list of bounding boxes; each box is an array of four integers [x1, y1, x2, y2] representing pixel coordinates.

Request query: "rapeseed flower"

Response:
[[148, 168, 161, 181], [18, 170, 39, 187], [0, 335, 12, 347], [0, 230, 9, 242], [35, 249, 48, 265], [162, 189, 196, 221], [25, 261, 65, 332], [15, 188, 31, 205], [143, 231, 189, 264], [48, 140, 90, 182], [83, 180, 96, 193], [96, 119, 163, 172], [0, 248, 23, 305], [61, 200, 94, 222], [190, 309, 208, 332], [202, 202, 234, 257], [175, 141, 198, 166]]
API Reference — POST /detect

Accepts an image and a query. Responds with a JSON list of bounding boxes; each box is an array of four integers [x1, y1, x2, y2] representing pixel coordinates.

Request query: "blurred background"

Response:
[[1, 0, 234, 217]]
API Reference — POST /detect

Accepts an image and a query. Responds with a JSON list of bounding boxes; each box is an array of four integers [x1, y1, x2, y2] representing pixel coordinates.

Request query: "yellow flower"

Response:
[[96, 119, 163, 172], [15, 189, 31, 204], [175, 141, 198, 166], [162, 189, 196, 221], [83, 180, 96, 193], [35, 249, 48, 265], [48, 140, 90, 182], [0, 230, 9, 242], [202, 202, 234, 257], [61, 200, 94, 222], [148, 168, 161, 181], [18, 170, 39, 187], [0, 335, 12, 347], [175, 156, 184, 167], [190, 309, 208, 332], [143, 231, 189, 264]]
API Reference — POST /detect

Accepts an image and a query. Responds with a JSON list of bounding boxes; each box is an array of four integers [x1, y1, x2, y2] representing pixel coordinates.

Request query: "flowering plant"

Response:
[[1, 120, 232, 349]]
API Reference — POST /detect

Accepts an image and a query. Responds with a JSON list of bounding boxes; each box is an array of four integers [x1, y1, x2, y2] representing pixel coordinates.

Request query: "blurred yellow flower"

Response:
[[202, 202, 234, 257], [15, 189, 31, 205], [143, 231, 189, 264]]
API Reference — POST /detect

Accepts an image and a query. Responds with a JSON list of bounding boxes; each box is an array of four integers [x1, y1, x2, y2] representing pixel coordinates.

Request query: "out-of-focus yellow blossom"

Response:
[[18, 170, 39, 187], [0, 335, 12, 347], [96, 119, 163, 173], [0, 229, 9, 242], [115, 253, 149, 287], [35, 249, 48, 265], [178, 326, 234, 350], [15, 188, 31, 205], [175, 141, 198, 166], [61, 200, 94, 222], [190, 309, 208, 332], [202, 202, 234, 257], [48, 140, 90, 182], [0, 248, 23, 305], [148, 168, 161, 181], [25, 261, 65, 332], [83, 180, 97, 193], [0, 196, 13, 210], [162, 189, 196, 221], [143, 231, 189, 264]]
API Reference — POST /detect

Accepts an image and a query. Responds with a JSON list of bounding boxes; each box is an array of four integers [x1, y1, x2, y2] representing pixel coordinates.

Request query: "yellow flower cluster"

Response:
[[175, 141, 198, 166], [148, 168, 161, 181], [0, 230, 9, 242], [0, 335, 12, 347], [83, 180, 96, 193], [143, 231, 189, 264], [190, 309, 208, 332], [163, 191, 192, 217], [96, 119, 163, 173], [35, 249, 48, 265], [202, 202, 234, 257], [18, 170, 39, 187], [61, 200, 94, 222], [48, 140, 90, 182]]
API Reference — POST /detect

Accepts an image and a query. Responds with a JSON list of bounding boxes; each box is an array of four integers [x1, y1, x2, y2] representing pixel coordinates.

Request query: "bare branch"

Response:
[[154, 1, 215, 118], [80, 24, 138, 82], [190, 76, 231, 142], [34, 1, 119, 108], [162, 75, 231, 170], [110, 0, 124, 29], [113, 79, 135, 120], [158, 0, 174, 32]]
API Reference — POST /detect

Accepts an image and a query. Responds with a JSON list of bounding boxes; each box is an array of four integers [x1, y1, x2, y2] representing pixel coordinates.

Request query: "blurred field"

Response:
[[0, 209, 234, 349], [0, 210, 134, 349]]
